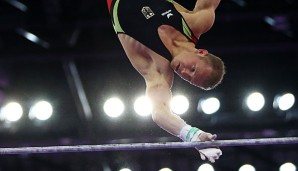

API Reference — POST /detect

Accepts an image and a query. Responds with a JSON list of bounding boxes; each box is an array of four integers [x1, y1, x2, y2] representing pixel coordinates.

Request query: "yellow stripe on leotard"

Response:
[[112, 0, 124, 33]]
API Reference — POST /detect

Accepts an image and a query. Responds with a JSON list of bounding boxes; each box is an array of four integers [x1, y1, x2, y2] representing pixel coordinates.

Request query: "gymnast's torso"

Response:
[[107, 0, 199, 61]]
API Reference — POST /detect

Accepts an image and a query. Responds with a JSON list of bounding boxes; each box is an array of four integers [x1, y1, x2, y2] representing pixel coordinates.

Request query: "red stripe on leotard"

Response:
[[107, 0, 112, 12]]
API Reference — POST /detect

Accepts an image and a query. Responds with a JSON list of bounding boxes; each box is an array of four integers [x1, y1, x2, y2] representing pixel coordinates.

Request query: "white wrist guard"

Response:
[[179, 125, 203, 142]]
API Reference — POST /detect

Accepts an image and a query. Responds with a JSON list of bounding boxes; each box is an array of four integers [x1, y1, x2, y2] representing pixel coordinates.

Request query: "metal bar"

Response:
[[0, 137, 297, 155]]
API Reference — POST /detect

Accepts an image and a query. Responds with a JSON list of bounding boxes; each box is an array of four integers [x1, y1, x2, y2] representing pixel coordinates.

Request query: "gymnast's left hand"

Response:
[[192, 132, 222, 163], [198, 148, 222, 163]]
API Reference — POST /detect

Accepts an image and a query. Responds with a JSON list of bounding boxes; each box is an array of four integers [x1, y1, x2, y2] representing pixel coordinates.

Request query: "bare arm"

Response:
[[176, 0, 220, 36], [145, 74, 223, 162], [144, 71, 187, 136], [193, 0, 221, 11], [172, 1, 191, 13]]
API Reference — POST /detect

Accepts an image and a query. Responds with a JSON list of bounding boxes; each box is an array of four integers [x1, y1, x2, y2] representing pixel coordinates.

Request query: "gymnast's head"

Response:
[[170, 49, 225, 90]]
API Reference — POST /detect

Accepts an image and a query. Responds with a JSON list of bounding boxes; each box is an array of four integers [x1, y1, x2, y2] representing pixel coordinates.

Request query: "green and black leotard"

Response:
[[107, 0, 199, 61]]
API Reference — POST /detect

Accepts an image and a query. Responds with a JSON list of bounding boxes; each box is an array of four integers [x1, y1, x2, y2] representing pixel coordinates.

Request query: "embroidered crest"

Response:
[[141, 6, 155, 19]]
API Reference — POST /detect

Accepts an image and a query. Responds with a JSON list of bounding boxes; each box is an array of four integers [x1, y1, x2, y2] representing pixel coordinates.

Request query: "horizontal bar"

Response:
[[0, 137, 297, 155]]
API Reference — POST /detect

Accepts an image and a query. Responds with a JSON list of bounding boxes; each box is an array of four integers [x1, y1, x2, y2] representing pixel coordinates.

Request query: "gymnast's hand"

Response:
[[192, 132, 222, 163]]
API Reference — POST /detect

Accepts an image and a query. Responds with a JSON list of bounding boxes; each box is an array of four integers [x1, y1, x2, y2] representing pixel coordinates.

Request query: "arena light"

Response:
[[239, 164, 256, 171], [134, 95, 152, 117], [264, 15, 291, 32], [119, 168, 132, 171], [103, 97, 125, 118], [273, 93, 295, 111], [279, 162, 296, 171], [4, 0, 28, 12], [232, 0, 247, 7], [29, 101, 53, 121], [0, 102, 23, 122], [170, 95, 189, 115], [198, 97, 220, 115], [264, 16, 276, 26], [198, 163, 214, 171], [246, 92, 265, 112], [159, 168, 173, 171], [16, 28, 50, 48]]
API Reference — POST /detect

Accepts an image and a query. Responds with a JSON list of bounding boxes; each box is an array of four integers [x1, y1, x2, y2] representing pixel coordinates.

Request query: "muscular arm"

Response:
[[175, 0, 221, 37], [193, 0, 221, 11], [172, 1, 190, 13], [173, 0, 221, 13], [172, 0, 220, 36], [145, 72, 187, 136]]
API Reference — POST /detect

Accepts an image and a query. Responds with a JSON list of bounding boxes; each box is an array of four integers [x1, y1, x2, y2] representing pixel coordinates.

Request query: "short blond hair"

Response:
[[201, 53, 225, 90]]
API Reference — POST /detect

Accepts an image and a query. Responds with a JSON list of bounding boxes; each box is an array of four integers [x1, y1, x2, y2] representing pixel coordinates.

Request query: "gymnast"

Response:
[[107, 0, 225, 163]]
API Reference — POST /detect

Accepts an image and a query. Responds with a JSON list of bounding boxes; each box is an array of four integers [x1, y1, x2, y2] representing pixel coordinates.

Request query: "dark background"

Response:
[[0, 0, 298, 170]]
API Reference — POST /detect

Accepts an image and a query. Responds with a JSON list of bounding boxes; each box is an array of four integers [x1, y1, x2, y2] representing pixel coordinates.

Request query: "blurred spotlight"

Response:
[[239, 164, 256, 171], [119, 168, 132, 171], [0, 102, 23, 122], [134, 96, 152, 117], [103, 97, 125, 118], [280, 162, 296, 171], [246, 92, 265, 112], [4, 0, 28, 12], [264, 15, 293, 37], [198, 163, 214, 171], [273, 93, 295, 111], [29, 101, 53, 121], [170, 95, 189, 115], [231, 0, 247, 7], [264, 16, 290, 31], [198, 97, 220, 115], [264, 16, 276, 26], [16, 28, 50, 48], [159, 168, 172, 171]]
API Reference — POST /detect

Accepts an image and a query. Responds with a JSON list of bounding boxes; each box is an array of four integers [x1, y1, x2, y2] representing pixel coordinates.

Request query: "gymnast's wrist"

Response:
[[178, 125, 203, 142]]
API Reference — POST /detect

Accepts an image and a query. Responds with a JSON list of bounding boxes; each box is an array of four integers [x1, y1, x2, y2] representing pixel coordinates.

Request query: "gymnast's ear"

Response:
[[196, 49, 208, 55]]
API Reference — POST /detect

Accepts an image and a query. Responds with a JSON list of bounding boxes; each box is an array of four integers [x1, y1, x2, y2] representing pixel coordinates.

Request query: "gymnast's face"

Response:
[[170, 49, 211, 87]]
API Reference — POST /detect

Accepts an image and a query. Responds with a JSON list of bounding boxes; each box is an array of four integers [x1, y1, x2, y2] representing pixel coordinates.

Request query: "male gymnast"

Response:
[[107, 0, 225, 163]]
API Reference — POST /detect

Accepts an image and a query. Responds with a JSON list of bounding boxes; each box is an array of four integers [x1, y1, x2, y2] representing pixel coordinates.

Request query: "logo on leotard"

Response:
[[162, 10, 173, 19], [141, 6, 155, 19]]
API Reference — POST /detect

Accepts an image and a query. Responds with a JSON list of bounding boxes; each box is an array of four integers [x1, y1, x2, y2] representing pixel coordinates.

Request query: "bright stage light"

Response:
[[246, 92, 265, 112], [103, 97, 125, 118], [198, 163, 214, 171], [119, 168, 132, 171], [5, 0, 28, 12], [279, 162, 296, 171], [239, 164, 256, 171], [29, 101, 53, 121], [198, 97, 220, 115], [16, 28, 50, 48], [0, 102, 23, 122], [274, 93, 295, 111], [159, 168, 172, 171], [134, 96, 152, 117], [170, 95, 189, 115]]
